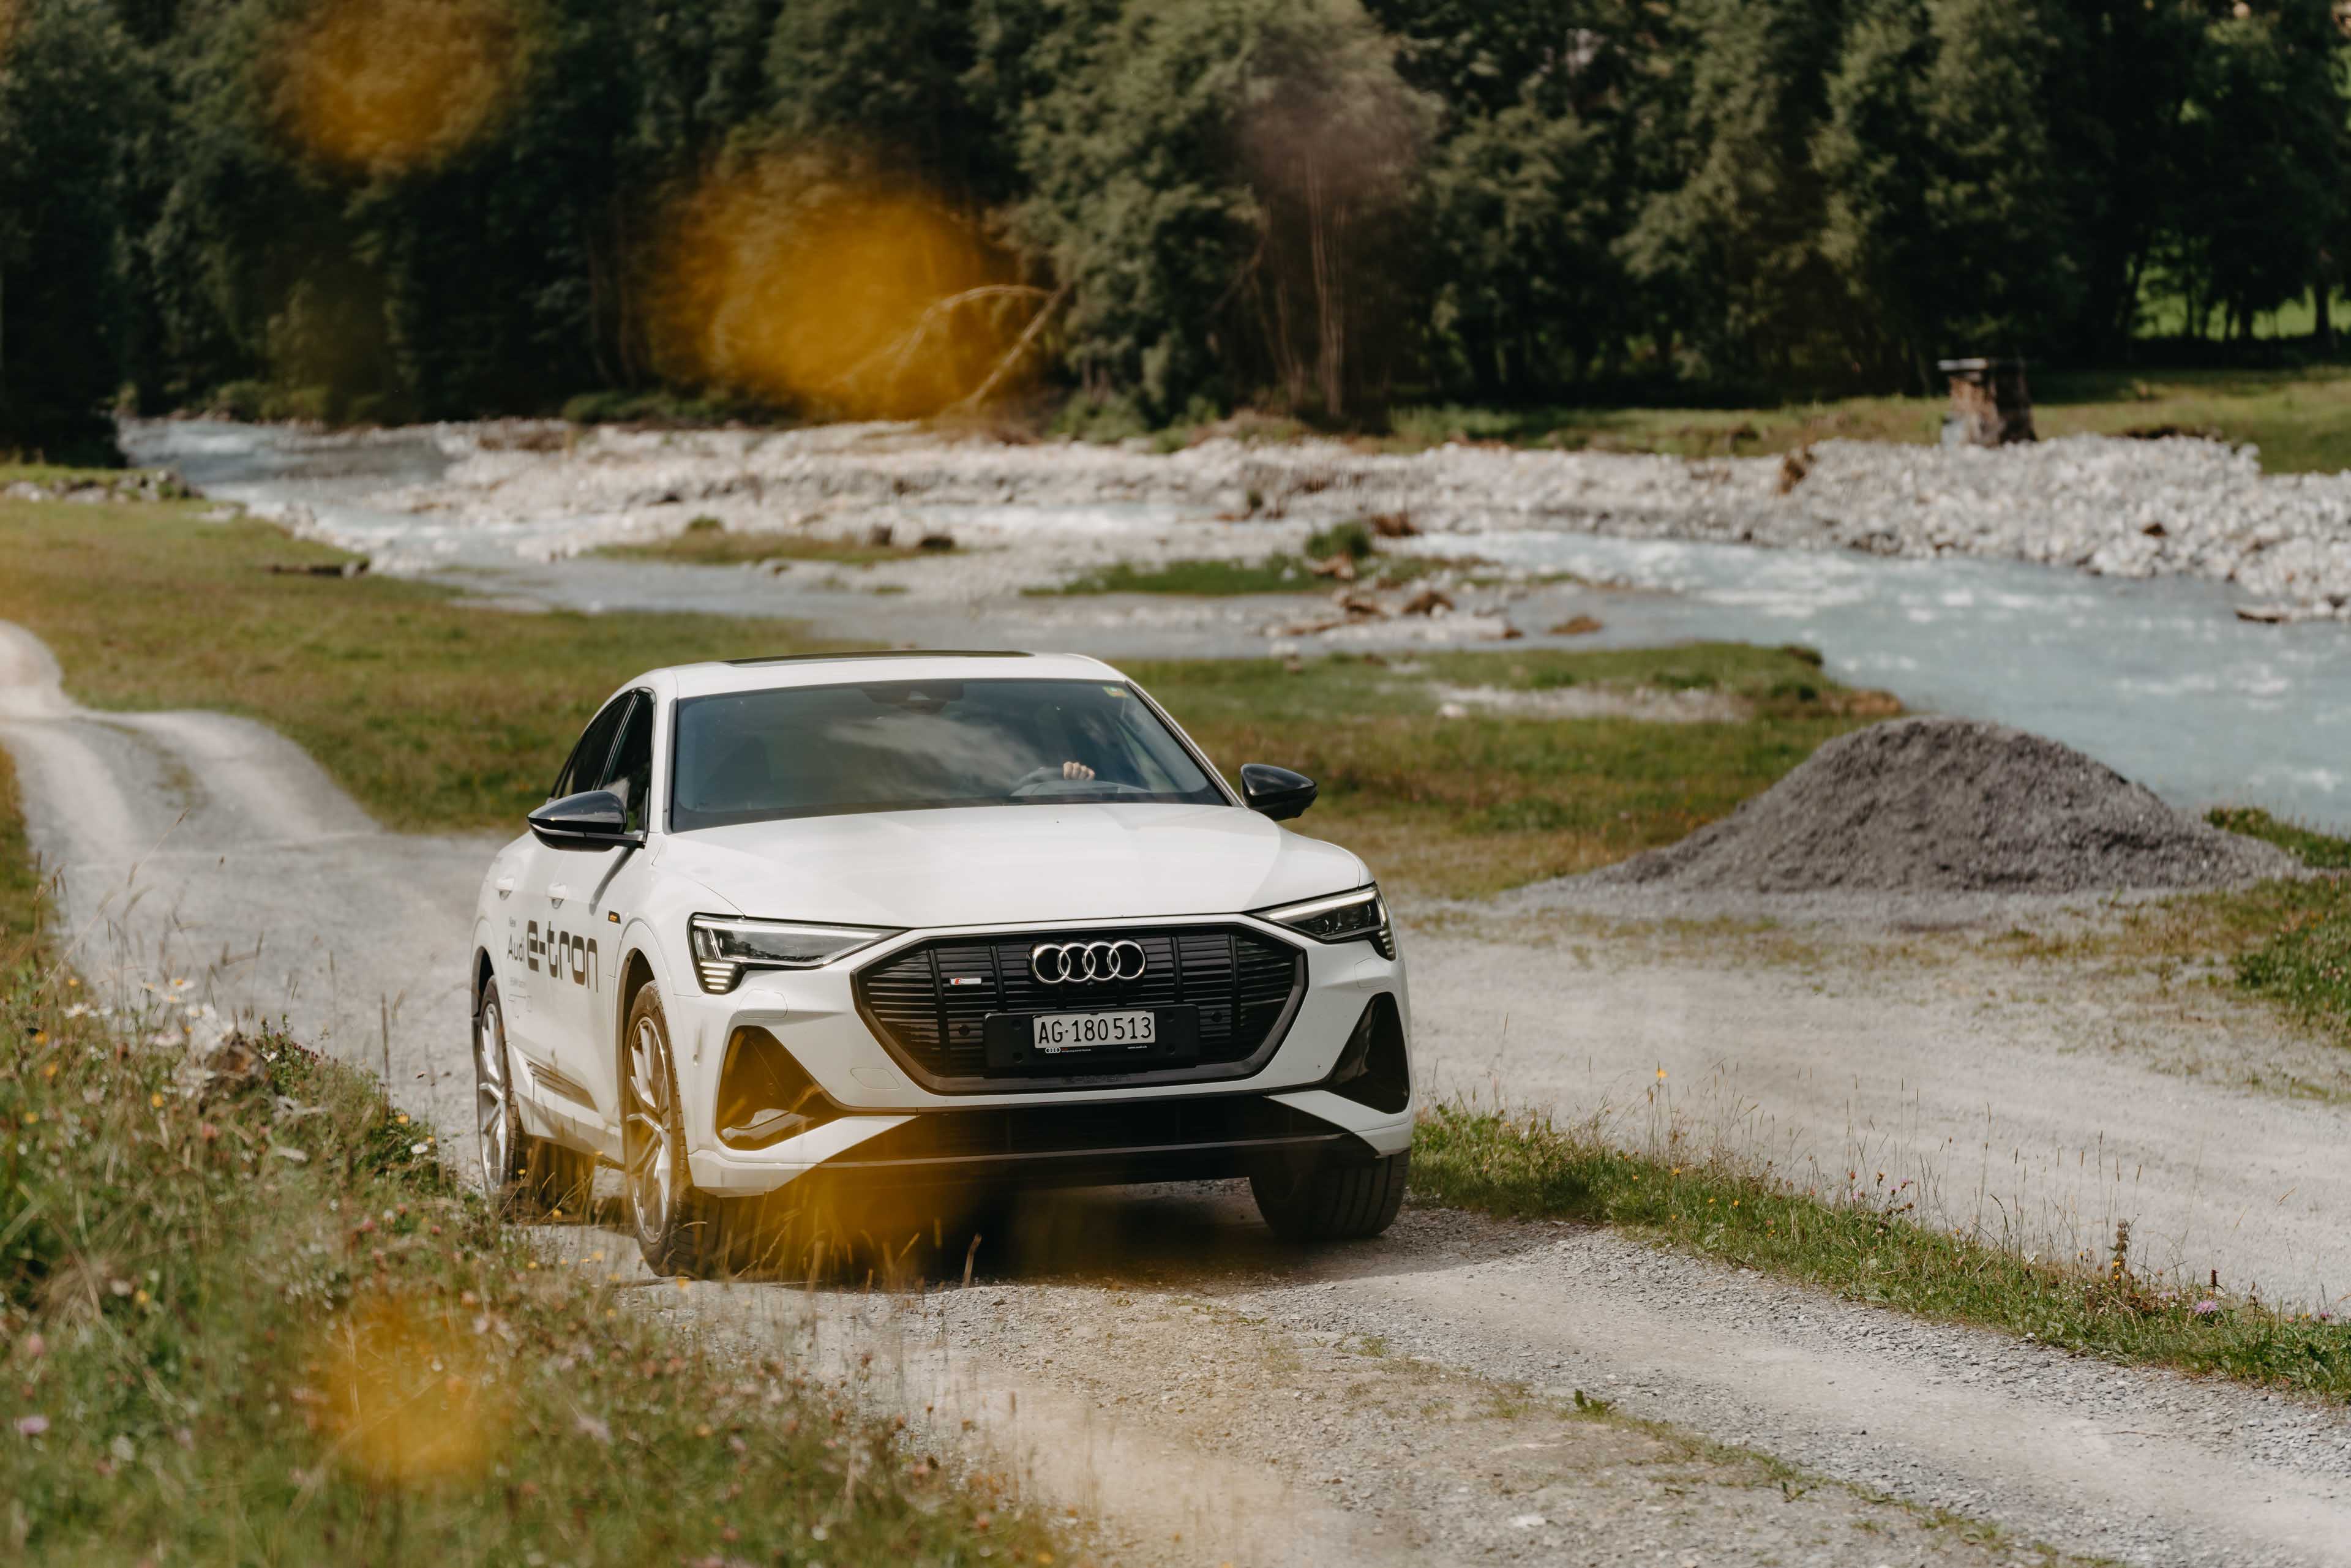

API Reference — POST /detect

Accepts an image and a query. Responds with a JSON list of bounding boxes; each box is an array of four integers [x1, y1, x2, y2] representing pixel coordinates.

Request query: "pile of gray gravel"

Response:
[[1597, 716, 2302, 895]]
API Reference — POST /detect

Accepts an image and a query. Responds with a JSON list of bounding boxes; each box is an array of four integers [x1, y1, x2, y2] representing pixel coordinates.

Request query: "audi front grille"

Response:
[[853, 925, 1304, 1091]]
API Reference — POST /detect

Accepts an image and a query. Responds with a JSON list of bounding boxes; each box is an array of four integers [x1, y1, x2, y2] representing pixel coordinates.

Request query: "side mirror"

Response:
[[1239, 763, 1317, 822], [528, 789, 642, 850]]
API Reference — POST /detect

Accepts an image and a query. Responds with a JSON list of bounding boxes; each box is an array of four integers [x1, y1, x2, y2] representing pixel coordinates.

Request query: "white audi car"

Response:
[[469, 650, 1413, 1275]]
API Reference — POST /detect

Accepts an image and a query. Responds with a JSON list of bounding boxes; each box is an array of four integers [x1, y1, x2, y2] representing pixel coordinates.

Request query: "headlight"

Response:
[[687, 915, 900, 994], [1254, 886, 1393, 959]]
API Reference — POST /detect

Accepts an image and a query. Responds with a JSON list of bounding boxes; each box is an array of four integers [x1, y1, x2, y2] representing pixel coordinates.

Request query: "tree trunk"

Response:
[[2318, 283, 2334, 353]]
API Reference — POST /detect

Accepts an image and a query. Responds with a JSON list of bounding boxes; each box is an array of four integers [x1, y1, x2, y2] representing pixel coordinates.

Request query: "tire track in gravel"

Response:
[[7, 615, 2350, 1563], [1404, 910, 2351, 1310]]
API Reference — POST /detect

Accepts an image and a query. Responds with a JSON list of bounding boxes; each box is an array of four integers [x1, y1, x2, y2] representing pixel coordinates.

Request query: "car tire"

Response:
[[622, 983, 753, 1278], [1250, 1150, 1410, 1242], [474, 978, 593, 1218]]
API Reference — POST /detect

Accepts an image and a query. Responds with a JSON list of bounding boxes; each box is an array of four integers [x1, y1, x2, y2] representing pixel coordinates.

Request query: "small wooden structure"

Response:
[[1937, 357, 2036, 446]]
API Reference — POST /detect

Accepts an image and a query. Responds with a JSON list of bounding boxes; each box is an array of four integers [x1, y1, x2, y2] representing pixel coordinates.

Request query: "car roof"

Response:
[[652, 650, 1128, 702]]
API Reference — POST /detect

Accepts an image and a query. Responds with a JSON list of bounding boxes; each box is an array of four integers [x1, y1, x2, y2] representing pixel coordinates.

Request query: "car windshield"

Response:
[[669, 678, 1227, 829]]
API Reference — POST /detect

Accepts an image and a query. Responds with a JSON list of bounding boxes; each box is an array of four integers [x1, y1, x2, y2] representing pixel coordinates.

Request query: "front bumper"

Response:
[[687, 1086, 1413, 1196], [671, 912, 1412, 1196]]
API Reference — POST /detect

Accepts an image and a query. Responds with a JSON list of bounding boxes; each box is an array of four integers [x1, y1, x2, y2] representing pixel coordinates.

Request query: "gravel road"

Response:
[[1408, 904, 2351, 1307], [7, 614, 2350, 1564], [0, 619, 490, 1151]]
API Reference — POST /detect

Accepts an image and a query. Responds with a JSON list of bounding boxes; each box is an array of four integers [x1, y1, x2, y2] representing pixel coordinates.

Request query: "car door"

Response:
[[505, 693, 633, 1086], [543, 688, 656, 1120]]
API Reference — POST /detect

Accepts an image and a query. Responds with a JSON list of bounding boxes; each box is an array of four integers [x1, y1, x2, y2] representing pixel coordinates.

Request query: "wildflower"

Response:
[[2192, 1299, 2221, 1316], [1655, 1067, 1667, 1081], [15, 1415, 48, 1438], [149, 1093, 163, 1108]]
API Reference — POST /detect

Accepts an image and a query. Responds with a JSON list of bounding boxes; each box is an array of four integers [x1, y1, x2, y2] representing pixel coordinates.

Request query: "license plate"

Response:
[[1031, 1010, 1157, 1053]]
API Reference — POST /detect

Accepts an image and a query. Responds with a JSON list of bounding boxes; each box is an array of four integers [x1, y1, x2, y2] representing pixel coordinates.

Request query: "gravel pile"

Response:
[[392, 423, 2351, 619], [1594, 716, 2302, 895]]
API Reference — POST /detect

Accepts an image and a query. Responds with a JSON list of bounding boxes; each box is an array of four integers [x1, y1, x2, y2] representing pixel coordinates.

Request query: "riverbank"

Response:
[[351, 420, 2351, 623]]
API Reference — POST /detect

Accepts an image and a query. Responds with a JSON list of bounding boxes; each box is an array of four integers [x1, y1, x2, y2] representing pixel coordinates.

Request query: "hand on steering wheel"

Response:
[[1010, 760, 1098, 795]]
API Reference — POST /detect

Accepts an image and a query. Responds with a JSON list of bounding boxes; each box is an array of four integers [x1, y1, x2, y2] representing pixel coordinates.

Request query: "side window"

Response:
[[598, 694, 655, 832], [550, 696, 631, 801]]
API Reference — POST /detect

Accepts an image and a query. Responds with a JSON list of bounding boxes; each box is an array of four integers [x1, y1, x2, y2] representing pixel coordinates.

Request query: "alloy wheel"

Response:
[[474, 996, 512, 1185], [624, 1015, 675, 1243]]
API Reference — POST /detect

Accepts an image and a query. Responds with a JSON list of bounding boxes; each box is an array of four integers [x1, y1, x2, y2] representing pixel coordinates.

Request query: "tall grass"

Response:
[[0, 973, 1061, 1564], [0, 747, 43, 959], [2196, 809, 2351, 1044]]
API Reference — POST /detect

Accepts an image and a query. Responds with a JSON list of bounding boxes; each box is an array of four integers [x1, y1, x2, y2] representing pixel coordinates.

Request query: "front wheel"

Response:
[[1251, 1150, 1409, 1242], [473, 978, 591, 1218], [622, 985, 752, 1277]]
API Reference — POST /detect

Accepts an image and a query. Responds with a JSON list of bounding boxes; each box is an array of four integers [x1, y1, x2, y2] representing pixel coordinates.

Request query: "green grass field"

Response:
[[1369, 365, 2351, 475], [0, 479, 837, 831], [0, 479, 1889, 895], [6, 469, 2346, 1415], [1982, 810, 2351, 1061], [1134, 645, 1898, 896]]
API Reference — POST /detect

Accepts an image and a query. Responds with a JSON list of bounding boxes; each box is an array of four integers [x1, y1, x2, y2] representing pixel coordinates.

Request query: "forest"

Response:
[[2, 0, 2348, 460]]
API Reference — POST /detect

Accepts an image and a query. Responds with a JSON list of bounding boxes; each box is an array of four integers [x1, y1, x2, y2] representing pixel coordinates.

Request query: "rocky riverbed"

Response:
[[381, 421, 2351, 620]]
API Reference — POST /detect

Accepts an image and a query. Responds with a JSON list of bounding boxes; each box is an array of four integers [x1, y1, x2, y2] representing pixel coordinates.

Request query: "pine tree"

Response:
[[1013, 0, 1430, 419], [1621, 0, 1848, 383], [1817, 0, 1938, 384], [0, 0, 141, 459]]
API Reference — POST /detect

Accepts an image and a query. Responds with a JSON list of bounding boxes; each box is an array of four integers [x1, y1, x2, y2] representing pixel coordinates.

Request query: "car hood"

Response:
[[656, 803, 1367, 929]]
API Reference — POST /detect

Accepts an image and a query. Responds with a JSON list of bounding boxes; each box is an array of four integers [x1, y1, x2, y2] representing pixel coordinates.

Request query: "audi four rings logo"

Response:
[[1030, 939, 1147, 984]]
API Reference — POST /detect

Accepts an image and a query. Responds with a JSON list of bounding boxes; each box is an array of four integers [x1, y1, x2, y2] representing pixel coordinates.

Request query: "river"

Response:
[[122, 418, 2351, 831]]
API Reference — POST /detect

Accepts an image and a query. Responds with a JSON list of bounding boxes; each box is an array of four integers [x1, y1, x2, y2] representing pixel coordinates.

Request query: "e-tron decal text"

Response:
[[525, 920, 600, 991]]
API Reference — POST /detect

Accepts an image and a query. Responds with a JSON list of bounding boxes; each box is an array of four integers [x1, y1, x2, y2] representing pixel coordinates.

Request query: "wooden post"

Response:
[[1935, 356, 2035, 446]]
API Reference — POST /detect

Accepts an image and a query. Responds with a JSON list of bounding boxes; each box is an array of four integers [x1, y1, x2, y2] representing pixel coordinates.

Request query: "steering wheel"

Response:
[[1009, 765, 1074, 796], [1010, 767, 1147, 798]]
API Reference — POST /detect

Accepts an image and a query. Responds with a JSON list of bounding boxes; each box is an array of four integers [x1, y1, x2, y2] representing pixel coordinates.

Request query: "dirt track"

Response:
[[1410, 906, 2351, 1307], [0, 620, 489, 1146], [7, 615, 2351, 1565]]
